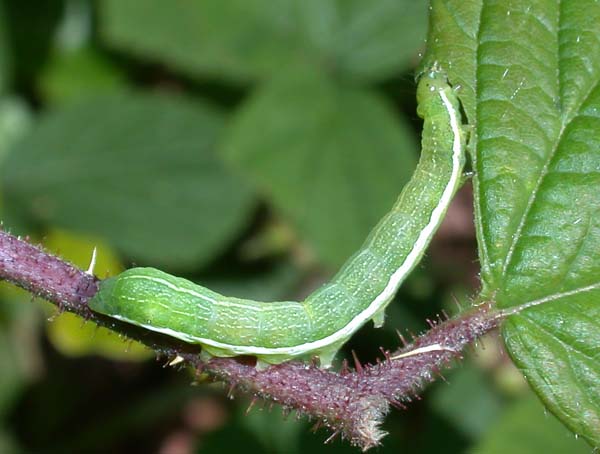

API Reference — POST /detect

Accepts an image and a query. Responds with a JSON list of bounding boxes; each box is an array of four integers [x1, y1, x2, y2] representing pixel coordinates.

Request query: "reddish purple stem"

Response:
[[0, 229, 503, 450]]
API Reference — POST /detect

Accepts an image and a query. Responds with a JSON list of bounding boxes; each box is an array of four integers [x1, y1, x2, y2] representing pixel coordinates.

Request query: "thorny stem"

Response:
[[0, 230, 506, 450]]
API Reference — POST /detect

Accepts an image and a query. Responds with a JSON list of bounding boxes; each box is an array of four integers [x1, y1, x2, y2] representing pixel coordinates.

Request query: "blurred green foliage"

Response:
[[0, 0, 592, 452]]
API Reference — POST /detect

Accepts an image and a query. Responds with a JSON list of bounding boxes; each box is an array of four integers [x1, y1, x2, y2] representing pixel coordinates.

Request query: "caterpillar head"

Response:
[[416, 66, 459, 122], [416, 68, 449, 107]]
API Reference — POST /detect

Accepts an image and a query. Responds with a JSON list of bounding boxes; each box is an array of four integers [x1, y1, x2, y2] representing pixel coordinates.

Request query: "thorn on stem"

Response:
[[340, 359, 350, 375], [85, 247, 98, 276], [396, 330, 408, 347], [227, 383, 236, 399], [379, 347, 391, 364], [324, 429, 340, 444], [168, 355, 185, 367], [246, 397, 258, 415], [351, 350, 363, 374], [311, 420, 323, 433], [389, 398, 407, 410], [452, 294, 463, 311]]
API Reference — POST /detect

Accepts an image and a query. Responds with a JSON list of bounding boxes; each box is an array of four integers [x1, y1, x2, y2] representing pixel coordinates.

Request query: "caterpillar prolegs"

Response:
[[88, 68, 467, 367]]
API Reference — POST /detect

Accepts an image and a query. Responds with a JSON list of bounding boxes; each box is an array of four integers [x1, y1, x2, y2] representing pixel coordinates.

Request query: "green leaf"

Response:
[[0, 284, 40, 421], [201, 405, 305, 454], [0, 331, 24, 419], [241, 406, 304, 454], [42, 228, 151, 360], [0, 428, 19, 454], [2, 0, 63, 89], [296, 0, 429, 82], [427, 0, 600, 445], [99, 0, 427, 83], [221, 67, 417, 266], [0, 1, 11, 93], [471, 394, 590, 454], [38, 47, 127, 105], [2, 92, 256, 270], [420, 0, 482, 122], [0, 96, 32, 163], [202, 263, 302, 303], [56, 385, 205, 452], [429, 364, 504, 440]]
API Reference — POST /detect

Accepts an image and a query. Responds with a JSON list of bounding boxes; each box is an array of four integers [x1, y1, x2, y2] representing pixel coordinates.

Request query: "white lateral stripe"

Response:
[[114, 86, 464, 358], [390, 344, 457, 360], [121, 274, 219, 305], [122, 274, 271, 312]]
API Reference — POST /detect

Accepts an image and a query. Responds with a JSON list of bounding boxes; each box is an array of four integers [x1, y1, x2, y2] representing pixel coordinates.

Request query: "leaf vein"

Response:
[[500, 80, 600, 281]]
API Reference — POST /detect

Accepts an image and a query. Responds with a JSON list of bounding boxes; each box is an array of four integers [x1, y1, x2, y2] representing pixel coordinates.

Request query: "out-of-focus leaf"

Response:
[[48, 312, 151, 360], [426, 0, 600, 445], [0, 331, 23, 419], [200, 405, 304, 454], [236, 219, 299, 261], [420, 0, 482, 122], [43, 229, 151, 360], [222, 67, 417, 266], [0, 282, 41, 422], [198, 424, 264, 454], [202, 263, 302, 302], [471, 394, 590, 454], [99, 0, 427, 83], [241, 407, 304, 454], [3, 0, 63, 88], [289, 0, 429, 82], [0, 428, 19, 454], [53, 0, 92, 52], [39, 47, 127, 105], [55, 385, 208, 453], [2, 92, 256, 270], [0, 96, 32, 162], [430, 363, 504, 439], [44, 228, 123, 278], [0, 1, 11, 93]]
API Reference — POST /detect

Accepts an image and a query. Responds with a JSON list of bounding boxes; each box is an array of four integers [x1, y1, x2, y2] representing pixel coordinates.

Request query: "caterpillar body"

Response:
[[89, 68, 466, 367]]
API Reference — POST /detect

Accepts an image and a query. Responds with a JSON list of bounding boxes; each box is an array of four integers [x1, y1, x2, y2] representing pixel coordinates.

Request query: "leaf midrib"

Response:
[[500, 281, 600, 316], [498, 78, 600, 287]]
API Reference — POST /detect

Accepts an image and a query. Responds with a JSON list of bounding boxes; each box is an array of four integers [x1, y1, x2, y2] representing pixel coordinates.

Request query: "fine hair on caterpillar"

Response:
[[88, 66, 467, 368]]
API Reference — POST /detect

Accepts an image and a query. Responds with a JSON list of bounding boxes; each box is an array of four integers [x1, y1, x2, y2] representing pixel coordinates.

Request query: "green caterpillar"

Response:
[[89, 67, 466, 367]]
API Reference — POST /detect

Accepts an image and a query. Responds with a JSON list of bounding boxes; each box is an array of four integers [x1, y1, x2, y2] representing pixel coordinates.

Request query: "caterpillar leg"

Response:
[[371, 308, 386, 328]]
